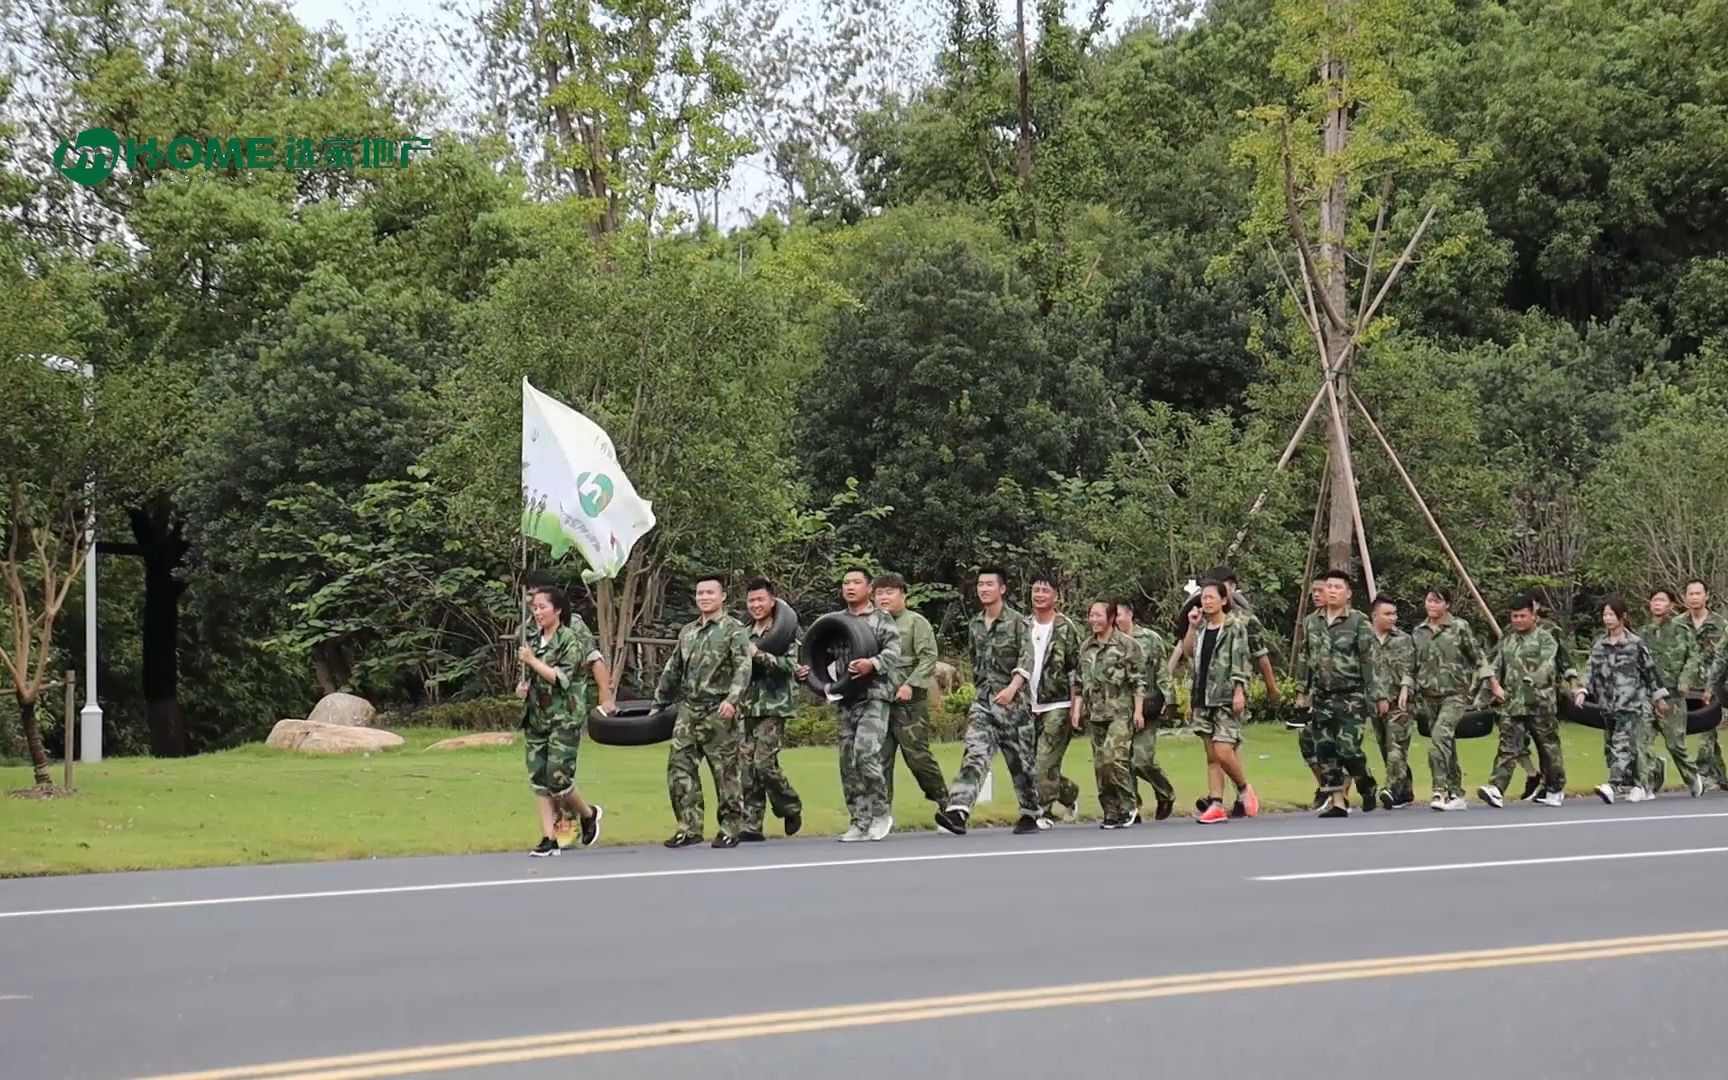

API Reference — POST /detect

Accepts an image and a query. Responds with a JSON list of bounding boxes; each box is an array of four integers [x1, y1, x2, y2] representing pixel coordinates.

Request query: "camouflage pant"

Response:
[[1419, 693, 1469, 797], [740, 713, 802, 833], [837, 698, 890, 826], [525, 720, 584, 797], [1370, 708, 1414, 800], [1131, 723, 1175, 804], [1489, 712, 1565, 793], [1298, 721, 1319, 769], [667, 705, 744, 838], [1640, 691, 1697, 790], [884, 691, 949, 805], [1602, 708, 1651, 791], [1088, 718, 1135, 819], [947, 698, 1040, 817], [1697, 727, 1726, 786], [1034, 708, 1082, 814], [1311, 691, 1374, 794]]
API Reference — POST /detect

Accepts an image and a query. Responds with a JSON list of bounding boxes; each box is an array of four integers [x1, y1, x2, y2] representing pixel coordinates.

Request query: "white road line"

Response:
[[4, 810, 1728, 921], [1253, 846, 1728, 881], [0, 995, 33, 1001]]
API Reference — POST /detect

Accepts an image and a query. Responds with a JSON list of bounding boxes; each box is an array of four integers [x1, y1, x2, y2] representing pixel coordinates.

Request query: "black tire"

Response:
[[801, 612, 879, 702], [755, 598, 799, 656], [1415, 708, 1497, 739], [1686, 694, 1721, 736], [587, 700, 676, 746], [1171, 593, 1202, 644], [1560, 693, 1605, 730]]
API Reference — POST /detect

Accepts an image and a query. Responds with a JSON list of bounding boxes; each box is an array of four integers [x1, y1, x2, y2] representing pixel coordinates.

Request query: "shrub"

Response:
[[783, 705, 838, 747], [379, 696, 521, 731]]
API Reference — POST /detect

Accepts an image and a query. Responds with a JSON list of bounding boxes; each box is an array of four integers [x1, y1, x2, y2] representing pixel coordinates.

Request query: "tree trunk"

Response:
[[1013, 0, 1038, 241], [19, 693, 50, 786], [131, 504, 191, 757], [310, 641, 352, 696], [1319, 47, 1355, 572]]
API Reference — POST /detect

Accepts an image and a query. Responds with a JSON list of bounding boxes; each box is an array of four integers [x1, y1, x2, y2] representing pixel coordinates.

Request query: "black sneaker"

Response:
[[579, 806, 603, 847], [663, 831, 702, 848], [1520, 775, 1543, 801], [1013, 815, 1041, 835], [1229, 799, 1246, 819], [1196, 796, 1212, 814], [1122, 808, 1140, 827], [1318, 804, 1350, 819], [1378, 788, 1396, 811], [1099, 816, 1121, 830], [1310, 788, 1328, 811], [783, 811, 802, 837], [1358, 779, 1378, 813], [1154, 797, 1175, 821], [934, 808, 968, 836], [737, 831, 767, 842], [530, 836, 559, 857], [711, 833, 740, 849]]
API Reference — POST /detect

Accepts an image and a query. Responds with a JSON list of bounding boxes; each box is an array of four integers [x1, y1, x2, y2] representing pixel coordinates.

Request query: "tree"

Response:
[[433, 234, 802, 685]]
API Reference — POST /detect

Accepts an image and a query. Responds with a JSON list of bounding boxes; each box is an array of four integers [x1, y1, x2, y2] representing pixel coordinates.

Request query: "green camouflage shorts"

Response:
[[1192, 704, 1243, 747], [525, 721, 585, 796]]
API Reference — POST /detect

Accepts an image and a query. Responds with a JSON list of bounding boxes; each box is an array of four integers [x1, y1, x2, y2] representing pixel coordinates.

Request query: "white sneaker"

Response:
[[1626, 786, 1652, 803], [1034, 815, 1055, 831], [838, 825, 868, 842], [1429, 793, 1446, 810], [866, 815, 893, 841], [1595, 783, 1615, 805], [1691, 774, 1706, 798], [1536, 791, 1564, 807], [1440, 795, 1468, 812], [1478, 784, 1504, 808]]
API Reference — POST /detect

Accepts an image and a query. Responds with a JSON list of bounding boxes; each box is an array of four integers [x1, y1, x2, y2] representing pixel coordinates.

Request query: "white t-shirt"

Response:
[[1029, 616, 1070, 714]]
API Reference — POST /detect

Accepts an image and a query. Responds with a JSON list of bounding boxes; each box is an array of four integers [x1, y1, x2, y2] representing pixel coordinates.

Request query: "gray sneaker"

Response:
[[866, 815, 894, 841], [838, 824, 868, 842]]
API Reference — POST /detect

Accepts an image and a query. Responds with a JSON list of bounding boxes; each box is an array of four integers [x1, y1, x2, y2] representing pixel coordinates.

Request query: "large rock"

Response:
[[307, 692, 376, 728], [425, 732, 518, 751], [266, 719, 404, 754]]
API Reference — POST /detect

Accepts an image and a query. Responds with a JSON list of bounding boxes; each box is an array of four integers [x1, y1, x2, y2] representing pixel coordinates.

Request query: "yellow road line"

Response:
[[142, 929, 1728, 1080]]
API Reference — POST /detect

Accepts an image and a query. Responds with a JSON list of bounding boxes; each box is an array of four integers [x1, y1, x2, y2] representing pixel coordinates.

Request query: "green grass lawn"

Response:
[[0, 723, 1656, 877]]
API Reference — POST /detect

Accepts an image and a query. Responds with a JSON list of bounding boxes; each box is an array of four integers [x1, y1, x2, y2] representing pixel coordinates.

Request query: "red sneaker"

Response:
[[1240, 786, 1260, 818], [1196, 802, 1229, 824]]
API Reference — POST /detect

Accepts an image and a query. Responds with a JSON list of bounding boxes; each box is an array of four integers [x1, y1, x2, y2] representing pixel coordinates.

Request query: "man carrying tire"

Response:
[[873, 573, 950, 813], [797, 567, 902, 842], [1642, 587, 1705, 797], [1681, 579, 1726, 789], [1294, 570, 1388, 818], [935, 567, 1043, 836], [1118, 600, 1176, 822], [1028, 570, 1085, 825], [1369, 594, 1417, 809], [654, 574, 752, 849], [738, 578, 803, 841], [1481, 593, 1563, 808]]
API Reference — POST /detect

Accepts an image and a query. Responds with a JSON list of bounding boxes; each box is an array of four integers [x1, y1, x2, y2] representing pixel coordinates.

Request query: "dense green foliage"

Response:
[[4, 0, 1727, 759]]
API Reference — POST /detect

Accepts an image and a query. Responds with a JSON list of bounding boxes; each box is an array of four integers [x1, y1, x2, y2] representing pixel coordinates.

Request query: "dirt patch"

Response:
[[8, 784, 77, 800]]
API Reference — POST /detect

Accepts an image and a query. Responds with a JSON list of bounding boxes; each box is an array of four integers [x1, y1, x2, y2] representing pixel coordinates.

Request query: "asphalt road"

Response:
[[4, 798, 1728, 1080]]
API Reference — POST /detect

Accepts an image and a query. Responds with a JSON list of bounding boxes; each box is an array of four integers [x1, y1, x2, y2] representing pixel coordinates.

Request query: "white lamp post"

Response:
[[38, 355, 102, 762]]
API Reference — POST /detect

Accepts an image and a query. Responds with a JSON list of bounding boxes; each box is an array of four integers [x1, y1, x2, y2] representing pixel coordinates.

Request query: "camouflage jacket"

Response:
[[522, 621, 602, 735], [1537, 616, 1581, 690], [1685, 610, 1726, 693], [970, 605, 1033, 701], [1131, 626, 1176, 706], [1189, 614, 1252, 709], [1492, 626, 1559, 714], [742, 620, 800, 719], [1076, 630, 1145, 725], [1233, 598, 1273, 663], [1586, 631, 1667, 714], [837, 605, 904, 703], [654, 613, 751, 711], [1644, 614, 1701, 693], [1412, 615, 1491, 699], [1295, 608, 1389, 701], [1373, 627, 1417, 707], [893, 609, 939, 690], [1029, 611, 1084, 710]]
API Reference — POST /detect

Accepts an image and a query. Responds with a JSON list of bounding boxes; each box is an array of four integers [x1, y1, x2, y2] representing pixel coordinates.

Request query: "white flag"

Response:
[[521, 378, 656, 582]]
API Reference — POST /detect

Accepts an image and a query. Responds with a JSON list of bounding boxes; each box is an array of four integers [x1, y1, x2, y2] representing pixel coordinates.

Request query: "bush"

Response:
[[783, 704, 838, 747], [933, 682, 975, 741], [380, 696, 521, 731]]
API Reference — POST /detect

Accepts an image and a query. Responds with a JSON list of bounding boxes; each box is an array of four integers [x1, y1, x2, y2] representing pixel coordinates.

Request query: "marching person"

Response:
[[1293, 570, 1388, 818], [1028, 571, 1085, 825], [1369, 594, 1418, 809], [1642, 587, 1704, 797], [1413, 587, 1492, 812], [654, 574, 752, 849], [517, 584, 611, 856], [1581, 598, 1666, 805], [873, 574, 951, 812], [1071, 600, 1145, 829], [1190, 581, 1259, 824], [935, 567, 1043, 837], [1480, 594, 1563, 808], [1118, 600, 1176, 822], [1512, 597, 1580, 801], [1683, 579, 1726, 788], [797, 567, 902, 842], [1294, 571, 1330, 809], [738, 578, 803, 841]]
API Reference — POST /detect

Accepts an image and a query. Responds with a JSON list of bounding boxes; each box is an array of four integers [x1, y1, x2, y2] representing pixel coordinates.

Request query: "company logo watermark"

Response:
[[53, 127, 434, 187]]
